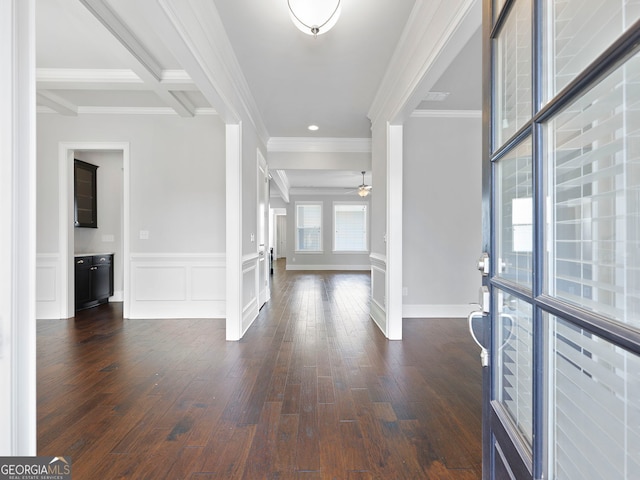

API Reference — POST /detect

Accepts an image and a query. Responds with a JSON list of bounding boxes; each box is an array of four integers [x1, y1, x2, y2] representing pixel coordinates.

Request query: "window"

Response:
[[295, 202, 322, 252], [333, 203, 368, 252]]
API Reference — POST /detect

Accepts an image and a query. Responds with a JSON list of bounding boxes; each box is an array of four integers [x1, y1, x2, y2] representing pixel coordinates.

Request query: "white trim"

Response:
[[286, 265, 371, 271], [411, 109, 482, 118], [386, 124, 403, 340], [370, 298, 387, 334], [128, 253, 225, 318], [38, 106, 217, 116], [267, 137, 372, 153], [151, 0, 269, 143], [36, 67, 142, 85], [130, 252, 225, 261], [225, 123, 243, 341], [0, 0, 37, 455], [58, 142, 130, 319], [289, 187, 367, 197], [369, 252, 386, 265], [403, 304, 476, 318], [368, 0, 480, 127]]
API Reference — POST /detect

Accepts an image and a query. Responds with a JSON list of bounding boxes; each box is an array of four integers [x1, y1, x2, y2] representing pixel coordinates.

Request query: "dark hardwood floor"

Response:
[[37, 259, 482, 479]]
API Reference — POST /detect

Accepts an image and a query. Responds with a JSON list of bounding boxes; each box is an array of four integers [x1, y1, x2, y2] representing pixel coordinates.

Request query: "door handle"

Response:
[[468, 310, 489, 367]]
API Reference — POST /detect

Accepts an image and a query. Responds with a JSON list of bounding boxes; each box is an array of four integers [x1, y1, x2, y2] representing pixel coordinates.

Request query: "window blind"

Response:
[[546, 51, 640, 329], [296, 203, 322, 251], [334, 204, 367, 252], [551, 315, 640, 479]]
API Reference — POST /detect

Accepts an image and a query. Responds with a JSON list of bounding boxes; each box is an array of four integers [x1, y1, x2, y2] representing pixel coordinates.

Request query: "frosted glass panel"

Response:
[[493, 0, 532, 149], [549, 315, 640, 479], [496, 137, 533, 288], [543, 0, 640, 102], [544, 51, 640, 328], [496, 291, 533, 445]]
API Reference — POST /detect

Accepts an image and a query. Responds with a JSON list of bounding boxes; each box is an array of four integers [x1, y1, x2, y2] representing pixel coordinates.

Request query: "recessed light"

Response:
[[308, 124, 319, 131], [424, 91, 450, 101]]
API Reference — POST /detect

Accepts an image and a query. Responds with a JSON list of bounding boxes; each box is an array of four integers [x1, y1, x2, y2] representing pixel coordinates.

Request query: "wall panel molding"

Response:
[[36, 254, 60, 319], [370, 253, 387, 335], [129, 252, 225, 319]]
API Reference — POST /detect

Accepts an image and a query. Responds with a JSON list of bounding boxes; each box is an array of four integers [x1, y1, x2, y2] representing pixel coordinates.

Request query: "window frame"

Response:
[[332, 201, 369, 253], [295, 201, 323, 253]]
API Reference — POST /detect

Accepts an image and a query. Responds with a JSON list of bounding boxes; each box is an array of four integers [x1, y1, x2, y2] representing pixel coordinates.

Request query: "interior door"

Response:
[[257, 152, 269, 308], [277, 215, 287, 259], [479, 1, 640, 478]]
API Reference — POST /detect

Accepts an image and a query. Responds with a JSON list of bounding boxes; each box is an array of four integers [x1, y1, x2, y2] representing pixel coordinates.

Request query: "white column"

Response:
[[225, 123, 243, 341], [0, 0, 37, 455], [386, 124, 403, 340]]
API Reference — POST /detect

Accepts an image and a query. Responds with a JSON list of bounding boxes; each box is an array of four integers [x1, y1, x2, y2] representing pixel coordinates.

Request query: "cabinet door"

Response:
[[75, 257, 92, 308], [92, 255, 113, 301], [74, 160, 98, 228]]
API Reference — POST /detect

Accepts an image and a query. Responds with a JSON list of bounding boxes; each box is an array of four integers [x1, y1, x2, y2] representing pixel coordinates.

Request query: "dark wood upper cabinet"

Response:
[[74, 159, 98, 228]]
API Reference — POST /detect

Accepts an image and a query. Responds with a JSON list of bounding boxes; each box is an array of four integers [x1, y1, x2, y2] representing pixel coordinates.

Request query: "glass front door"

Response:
[[483, 0, 640, 478]]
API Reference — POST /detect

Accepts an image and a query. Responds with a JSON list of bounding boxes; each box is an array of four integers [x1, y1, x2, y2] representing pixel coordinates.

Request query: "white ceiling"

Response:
[[35, 0, 481, 195]]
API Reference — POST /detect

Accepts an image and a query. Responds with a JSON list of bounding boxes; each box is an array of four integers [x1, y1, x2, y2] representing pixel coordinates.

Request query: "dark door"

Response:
[[480, 0, 640, 478]]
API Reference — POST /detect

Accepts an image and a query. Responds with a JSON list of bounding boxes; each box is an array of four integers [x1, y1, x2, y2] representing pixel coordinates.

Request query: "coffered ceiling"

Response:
[[35, 0, 481, 195]]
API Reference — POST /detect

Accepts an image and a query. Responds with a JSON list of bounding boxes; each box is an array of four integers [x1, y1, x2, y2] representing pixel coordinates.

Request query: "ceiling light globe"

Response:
[[288, 0, 342, 36]]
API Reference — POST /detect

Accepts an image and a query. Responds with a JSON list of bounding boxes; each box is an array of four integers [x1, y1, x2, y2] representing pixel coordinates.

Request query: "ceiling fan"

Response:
[[356, 171, 372, 197]]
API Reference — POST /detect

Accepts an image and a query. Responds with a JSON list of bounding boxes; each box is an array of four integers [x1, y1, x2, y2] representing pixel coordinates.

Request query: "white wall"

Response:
[[36, 113, 227, 319], [285, 194, 371, 270], [402, 114, 482, 317]]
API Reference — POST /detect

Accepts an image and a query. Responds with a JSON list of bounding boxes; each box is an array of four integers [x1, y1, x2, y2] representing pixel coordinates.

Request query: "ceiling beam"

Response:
[[79, 0, 195, 117], [36, 90, 78, 116], [79, 0, 163, 81], [270, 170, 290, 204]]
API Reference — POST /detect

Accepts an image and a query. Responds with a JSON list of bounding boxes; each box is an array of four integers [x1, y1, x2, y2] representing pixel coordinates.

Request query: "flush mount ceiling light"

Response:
[[287, 0, 342, 37], [307, 124, 319, 131], [357, 171, 372, 197]]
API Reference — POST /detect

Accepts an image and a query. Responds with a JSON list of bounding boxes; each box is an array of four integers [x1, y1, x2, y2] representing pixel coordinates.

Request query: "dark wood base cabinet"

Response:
[[75, 254, 114, 311]]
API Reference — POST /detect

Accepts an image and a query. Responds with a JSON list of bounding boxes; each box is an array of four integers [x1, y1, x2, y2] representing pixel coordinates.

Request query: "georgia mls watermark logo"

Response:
[[0, 456, 71, 480]]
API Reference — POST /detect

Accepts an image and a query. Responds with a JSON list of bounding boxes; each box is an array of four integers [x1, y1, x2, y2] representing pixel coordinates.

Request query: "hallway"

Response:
[[37, 260, 482, 479]]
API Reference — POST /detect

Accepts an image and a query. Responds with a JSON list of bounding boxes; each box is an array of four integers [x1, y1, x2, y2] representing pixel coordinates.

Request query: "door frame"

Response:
[[482, 0, 640, 478], [256, 148, 270, 308], [58, 142, 130, 319]]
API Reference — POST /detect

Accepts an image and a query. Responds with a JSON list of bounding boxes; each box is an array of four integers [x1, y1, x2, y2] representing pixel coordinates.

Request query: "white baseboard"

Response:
[[286, 264, 371, 271], [403, 304, 475, 319]]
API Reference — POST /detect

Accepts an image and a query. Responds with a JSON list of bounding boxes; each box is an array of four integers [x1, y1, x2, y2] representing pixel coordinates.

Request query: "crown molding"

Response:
[[289, 187, 364, 196], [411, 109, 481, 118], [37, 106, 217, 116], [267, 137, 372, 153], [368, 0, 480, 128]]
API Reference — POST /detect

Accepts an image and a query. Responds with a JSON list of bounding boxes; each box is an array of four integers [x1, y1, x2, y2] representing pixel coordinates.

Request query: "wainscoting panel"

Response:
[[36, 254, 61, 319], [242, 254, 259, 335], [129, 253, 225, 319], [369, 253, 387, 334]]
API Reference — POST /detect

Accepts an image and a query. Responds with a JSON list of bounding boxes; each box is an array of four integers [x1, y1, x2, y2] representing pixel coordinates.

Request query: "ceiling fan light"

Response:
[[288, 0, 342, 36], [358, 186, 370, 197]]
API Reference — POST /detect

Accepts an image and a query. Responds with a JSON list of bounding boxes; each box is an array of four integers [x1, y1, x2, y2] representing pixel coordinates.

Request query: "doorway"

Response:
[[58, 142, 130, 319]]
